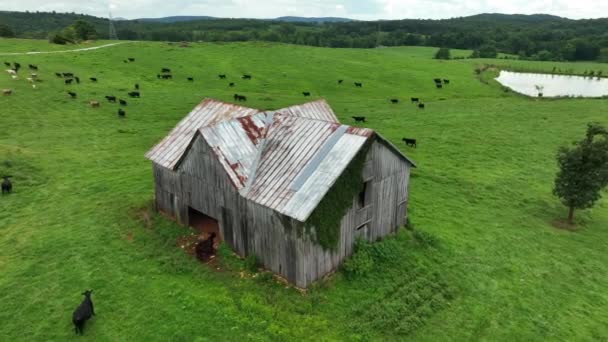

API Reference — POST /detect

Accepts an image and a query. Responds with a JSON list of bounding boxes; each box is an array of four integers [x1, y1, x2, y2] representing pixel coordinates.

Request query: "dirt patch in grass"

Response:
[[551, 219, 580, 231]]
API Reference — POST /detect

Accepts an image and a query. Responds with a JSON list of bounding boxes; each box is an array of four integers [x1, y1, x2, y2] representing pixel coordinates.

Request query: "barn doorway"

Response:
[[188, 207, 221, 242]]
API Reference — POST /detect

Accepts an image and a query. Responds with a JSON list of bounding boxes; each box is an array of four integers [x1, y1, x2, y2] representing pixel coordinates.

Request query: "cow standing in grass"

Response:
[[72, 290, 95, 335], [1, 176, 12, 194]]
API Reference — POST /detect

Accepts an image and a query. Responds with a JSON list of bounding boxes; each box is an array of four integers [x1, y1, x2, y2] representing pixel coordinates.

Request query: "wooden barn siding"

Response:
[[151, 136, 411, 288], [294, 139, 411, 287], [176, 135, 301, 285]]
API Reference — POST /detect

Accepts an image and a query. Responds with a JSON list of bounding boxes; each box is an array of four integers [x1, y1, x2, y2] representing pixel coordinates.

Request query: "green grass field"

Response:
[[1, 39, 607, 341]]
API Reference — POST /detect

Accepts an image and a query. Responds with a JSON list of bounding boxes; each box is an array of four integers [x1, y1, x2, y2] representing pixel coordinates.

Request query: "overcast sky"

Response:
[[1, 0, 606, 20]]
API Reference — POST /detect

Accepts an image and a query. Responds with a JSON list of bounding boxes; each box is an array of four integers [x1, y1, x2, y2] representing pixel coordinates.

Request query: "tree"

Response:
[[434, 47, 451, 60], [553, 123, 608, 224], [0, 24, 14, 37], [70, 20, 97, 41]]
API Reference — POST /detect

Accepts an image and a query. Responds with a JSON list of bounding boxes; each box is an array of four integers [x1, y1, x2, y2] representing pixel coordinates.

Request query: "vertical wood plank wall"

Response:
[[152, 137, 411, 288]]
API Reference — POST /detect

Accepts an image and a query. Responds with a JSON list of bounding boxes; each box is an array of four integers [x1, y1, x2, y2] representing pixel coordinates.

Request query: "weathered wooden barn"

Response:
[[146, 98, 415, 287]]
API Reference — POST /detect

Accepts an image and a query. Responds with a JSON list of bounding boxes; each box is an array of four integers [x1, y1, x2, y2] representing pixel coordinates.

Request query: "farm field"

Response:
[[1, 39, 607, 340], [0, 39, 115, 54]]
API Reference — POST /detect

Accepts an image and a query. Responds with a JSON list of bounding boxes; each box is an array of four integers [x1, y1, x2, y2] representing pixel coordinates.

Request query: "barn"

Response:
[[146, 98, 415, 287]]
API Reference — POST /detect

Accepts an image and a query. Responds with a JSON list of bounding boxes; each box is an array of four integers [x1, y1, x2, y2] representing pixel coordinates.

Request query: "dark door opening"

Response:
[[188, 207, 221, 246]]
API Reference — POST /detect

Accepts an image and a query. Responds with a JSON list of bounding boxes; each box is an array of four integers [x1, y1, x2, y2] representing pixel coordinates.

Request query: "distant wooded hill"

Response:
[[1, 11, 607, 62]]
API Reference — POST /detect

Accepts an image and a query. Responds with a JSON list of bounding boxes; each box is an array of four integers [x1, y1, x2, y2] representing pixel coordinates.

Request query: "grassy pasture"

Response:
[[0, 39, 607, 340], [0, 39, 114, 54]]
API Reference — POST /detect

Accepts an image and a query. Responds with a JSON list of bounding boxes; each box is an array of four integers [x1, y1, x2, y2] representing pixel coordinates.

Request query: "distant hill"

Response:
[[136, 15, 217, 23], [463, 13, 569, 22], [1, 11, 606, 62], [134, 15, 353, 23], [274, 16, 353, 23]]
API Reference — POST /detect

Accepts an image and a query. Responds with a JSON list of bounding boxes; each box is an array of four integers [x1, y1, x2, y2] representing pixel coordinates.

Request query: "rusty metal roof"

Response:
[[146, 99, 260, 170], [241, 114, 372, 221], [146, 98, 414, 222], [275, 99, 339, 123]]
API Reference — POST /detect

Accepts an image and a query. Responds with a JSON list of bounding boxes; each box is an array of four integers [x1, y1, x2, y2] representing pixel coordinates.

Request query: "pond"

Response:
[[495, 71, 608, 98]]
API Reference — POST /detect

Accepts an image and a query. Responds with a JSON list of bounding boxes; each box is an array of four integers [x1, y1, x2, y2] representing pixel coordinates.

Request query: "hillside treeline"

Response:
[[1, 11, 607, 62]]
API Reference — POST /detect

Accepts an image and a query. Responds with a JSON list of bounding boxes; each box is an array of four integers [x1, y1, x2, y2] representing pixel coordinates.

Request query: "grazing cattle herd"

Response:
[[0, 52, 461, 335], [2, 55, 453, 208]]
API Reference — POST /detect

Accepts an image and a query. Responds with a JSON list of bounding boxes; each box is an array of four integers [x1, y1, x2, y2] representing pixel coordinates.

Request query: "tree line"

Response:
[[1, 11, 607, 62]]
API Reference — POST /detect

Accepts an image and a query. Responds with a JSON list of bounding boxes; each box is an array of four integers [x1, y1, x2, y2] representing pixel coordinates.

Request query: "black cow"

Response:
[[433, 78, 442, 84], [3, 62, 10, 67], [1, 176, 12, 195], [338, 79, 343, 84], [72, 290, 95, 335], [302, 92, 311, 97], [134, 83, 139, 90], [75, 76, 80, 84], [242, 74, 252, 80], [119, 99, 127, 106], [436, 84, 443, 89], [411, 97, 419, 103], [89, 77, 97, 82], [218, 74, 226, 79], [63, 72, 73, 77], [118, 108, 126, 117], [233, 94, 247, 101], [128, 57, 135, 62], [65, 79, 73, 85], [418, 103, 425, 109], [195, 232, 217, 262], [354, 82, 362, 87], [390, 99, 399, 104], [402, 138, 417, 148], [443, 79, 450, 84], [67, 91, 77, 98], [161, 74, 172, 79], [161, 68, 171, 73], [13, 63, 21, 72], [187, 77, 194, 81], [105, 95, 116, 103], [352, 116, 366, 122], [55, 73, 63, 78], [229, 82, 235, 87], [28, 64, 38, 70], [128, 91, 140, 98]]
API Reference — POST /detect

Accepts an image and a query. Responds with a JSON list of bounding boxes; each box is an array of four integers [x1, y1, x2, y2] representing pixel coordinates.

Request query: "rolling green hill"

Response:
[[0, 39, 607, 340], [2, 11, 608, 61]]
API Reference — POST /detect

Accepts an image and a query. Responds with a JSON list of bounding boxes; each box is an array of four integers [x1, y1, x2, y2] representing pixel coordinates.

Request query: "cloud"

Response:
[[0, 0, 606, 20]]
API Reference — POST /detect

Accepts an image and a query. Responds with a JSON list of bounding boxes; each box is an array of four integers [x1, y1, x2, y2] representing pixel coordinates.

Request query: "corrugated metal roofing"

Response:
[[275, 99, 339, 123], [146, 98, 260, 170], [146, 98, 413, 222], [200, 112, 270, 188]]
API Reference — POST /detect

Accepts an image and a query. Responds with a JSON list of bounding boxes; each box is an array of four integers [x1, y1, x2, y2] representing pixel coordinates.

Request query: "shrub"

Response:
[[434, 47, 451, 60], [244, 254, 260, 273], [342, 239, 374, 278], [413, 230, 440, 248]]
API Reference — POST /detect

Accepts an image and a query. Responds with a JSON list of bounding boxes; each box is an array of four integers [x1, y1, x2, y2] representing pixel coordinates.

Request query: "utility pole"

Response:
[[108, 8, 119, 40]]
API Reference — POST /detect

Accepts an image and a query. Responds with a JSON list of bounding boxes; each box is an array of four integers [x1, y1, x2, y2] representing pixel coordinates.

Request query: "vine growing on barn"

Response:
[[280, 142, 370, 250]]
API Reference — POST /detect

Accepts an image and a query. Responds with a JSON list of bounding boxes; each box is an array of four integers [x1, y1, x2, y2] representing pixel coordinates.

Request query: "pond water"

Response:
[[495, 71, 608, 98]]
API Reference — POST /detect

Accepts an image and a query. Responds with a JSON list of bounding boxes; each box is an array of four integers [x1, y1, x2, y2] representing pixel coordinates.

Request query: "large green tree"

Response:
[[553, 123, 608, 224], [70, 20, 97, 41]]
